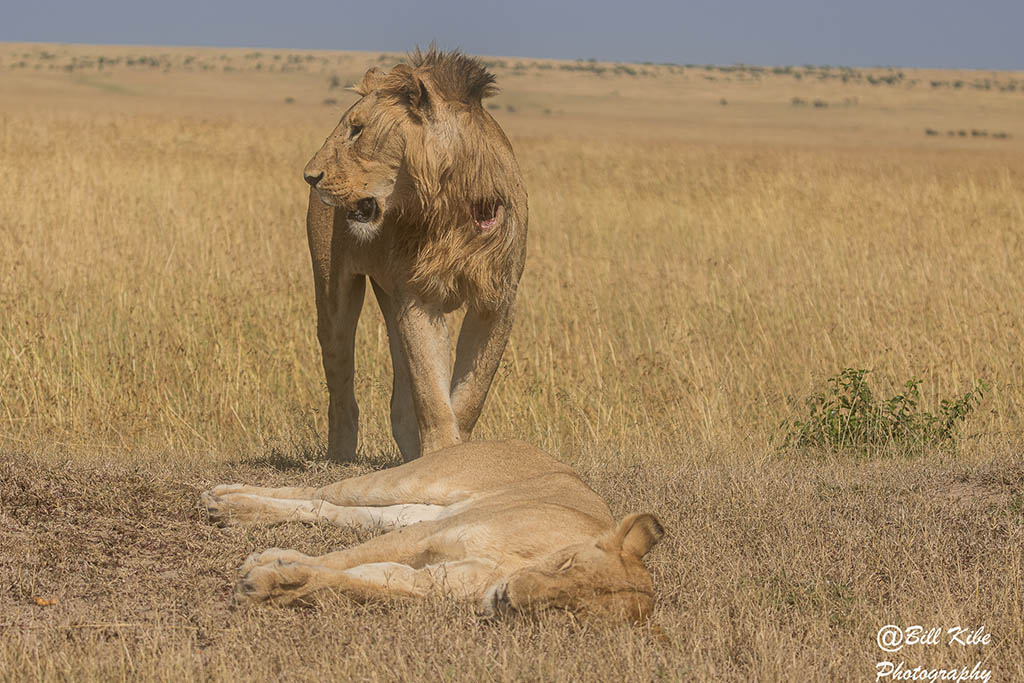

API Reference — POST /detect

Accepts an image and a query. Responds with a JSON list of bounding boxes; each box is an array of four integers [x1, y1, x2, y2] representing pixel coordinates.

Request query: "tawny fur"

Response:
[[303, 48, 528, 462], [379, 49, 525, 308], [202, 440, 664, 623]]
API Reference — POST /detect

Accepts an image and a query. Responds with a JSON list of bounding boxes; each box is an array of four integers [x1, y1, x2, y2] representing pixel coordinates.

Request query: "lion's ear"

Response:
[[407, 77, 433, 119], [351, 67, 386, 96]]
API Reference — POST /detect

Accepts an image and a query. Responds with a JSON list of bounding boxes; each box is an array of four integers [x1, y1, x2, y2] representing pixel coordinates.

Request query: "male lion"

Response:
[[303, 48, 527, 462], [202, 440, 664, 622]]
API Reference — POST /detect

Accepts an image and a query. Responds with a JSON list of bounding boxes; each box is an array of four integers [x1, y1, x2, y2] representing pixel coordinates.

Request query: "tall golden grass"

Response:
[[2, 111, 1022, 459]]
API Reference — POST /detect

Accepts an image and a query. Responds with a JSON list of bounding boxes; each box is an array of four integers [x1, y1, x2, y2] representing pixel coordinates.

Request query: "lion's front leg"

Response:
[[308, 194, 366, 464], [317, 273, 366, 463], [450, 303, 515, 440], [371, 280, 420, 461], [394, 294, 462, 458]]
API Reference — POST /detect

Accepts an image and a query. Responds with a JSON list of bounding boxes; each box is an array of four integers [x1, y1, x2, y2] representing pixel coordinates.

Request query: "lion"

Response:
[[302, 48, 527, 462], [202, 440, 665, 622]]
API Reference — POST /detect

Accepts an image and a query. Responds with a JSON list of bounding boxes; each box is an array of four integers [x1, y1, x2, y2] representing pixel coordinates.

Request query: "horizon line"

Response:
[[2, 38, 1021, 74]]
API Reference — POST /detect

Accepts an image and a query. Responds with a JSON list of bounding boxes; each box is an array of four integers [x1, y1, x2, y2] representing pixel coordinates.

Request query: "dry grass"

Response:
[[1, 43, 1023, 680]]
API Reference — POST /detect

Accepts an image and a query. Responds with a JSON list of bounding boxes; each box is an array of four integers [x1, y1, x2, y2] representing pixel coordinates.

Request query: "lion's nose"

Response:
[[304, 170, 324, 187]]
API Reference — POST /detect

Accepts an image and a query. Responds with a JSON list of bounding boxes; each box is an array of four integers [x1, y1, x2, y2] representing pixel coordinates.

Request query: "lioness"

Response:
[[202, 440, 664, 622], [303, 48, 527, 462]]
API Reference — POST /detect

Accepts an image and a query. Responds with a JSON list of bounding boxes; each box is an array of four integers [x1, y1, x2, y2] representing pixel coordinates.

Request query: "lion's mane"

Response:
[[366, 49, 528, 309]]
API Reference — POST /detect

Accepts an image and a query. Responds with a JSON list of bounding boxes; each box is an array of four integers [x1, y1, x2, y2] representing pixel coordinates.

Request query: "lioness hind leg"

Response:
[[208, 483, 320, 499], [203, 489, 452, 529]]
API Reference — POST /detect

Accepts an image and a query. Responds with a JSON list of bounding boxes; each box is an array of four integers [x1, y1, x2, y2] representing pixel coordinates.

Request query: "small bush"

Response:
[[781, 368, 986, 455], [284, 97, 295, 104], [323, 98, 337, 106], [925, 128, 939, 136], [813, 99, 828, 108]]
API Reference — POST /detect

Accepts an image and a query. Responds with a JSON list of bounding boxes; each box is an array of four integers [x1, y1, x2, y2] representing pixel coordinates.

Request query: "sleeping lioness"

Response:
[[202, 440, 664, 622]]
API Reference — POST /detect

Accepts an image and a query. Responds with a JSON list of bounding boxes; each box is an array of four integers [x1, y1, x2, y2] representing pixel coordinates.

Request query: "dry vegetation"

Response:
[[1, 43, 1023, 681]]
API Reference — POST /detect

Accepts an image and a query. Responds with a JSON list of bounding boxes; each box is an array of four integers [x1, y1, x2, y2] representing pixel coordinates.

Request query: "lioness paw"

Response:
[[201, 490, 268, 527], [210, 483, 251, 496], [239, 548, 310, 576], [235, 561, 317, 606]]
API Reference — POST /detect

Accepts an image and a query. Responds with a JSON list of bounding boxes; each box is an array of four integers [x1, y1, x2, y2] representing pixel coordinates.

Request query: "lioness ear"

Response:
[[352, 67, 386, 96], [606, 513, 665, 558]]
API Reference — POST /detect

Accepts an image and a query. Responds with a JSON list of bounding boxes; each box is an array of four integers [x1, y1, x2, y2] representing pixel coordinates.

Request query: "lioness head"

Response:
[[303, 48, 505, 243], [483, 513, 665, 623]]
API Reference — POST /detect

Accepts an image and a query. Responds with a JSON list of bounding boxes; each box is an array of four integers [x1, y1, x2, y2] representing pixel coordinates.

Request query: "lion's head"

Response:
[[482, 513, 665, 623], [302, 62, 418, 241], [303, 49, 526, 305]]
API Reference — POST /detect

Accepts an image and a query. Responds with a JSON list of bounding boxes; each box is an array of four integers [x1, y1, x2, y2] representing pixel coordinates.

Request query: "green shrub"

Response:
[[781, 368, 986, 454]]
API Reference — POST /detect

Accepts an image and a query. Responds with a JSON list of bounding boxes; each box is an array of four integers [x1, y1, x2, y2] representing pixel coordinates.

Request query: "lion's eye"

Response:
[[349, 124, 363, 139], [557, 556, 574, 572]]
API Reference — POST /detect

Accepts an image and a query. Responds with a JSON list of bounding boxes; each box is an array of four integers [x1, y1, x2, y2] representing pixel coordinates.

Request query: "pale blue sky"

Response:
[[3, 0, 1022, 69]]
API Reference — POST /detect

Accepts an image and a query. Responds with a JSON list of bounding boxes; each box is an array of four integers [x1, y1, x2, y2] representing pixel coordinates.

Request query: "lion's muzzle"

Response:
[[303, 169, 324, 187]]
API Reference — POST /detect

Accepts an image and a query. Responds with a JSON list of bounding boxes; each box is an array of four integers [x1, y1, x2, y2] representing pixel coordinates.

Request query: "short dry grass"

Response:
[[1, 43, 1023, 681], [2, 449, 1021, 681]]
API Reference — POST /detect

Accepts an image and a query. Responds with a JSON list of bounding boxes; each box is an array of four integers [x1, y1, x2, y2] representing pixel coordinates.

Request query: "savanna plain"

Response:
[[1, 44, 1023, 681]]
